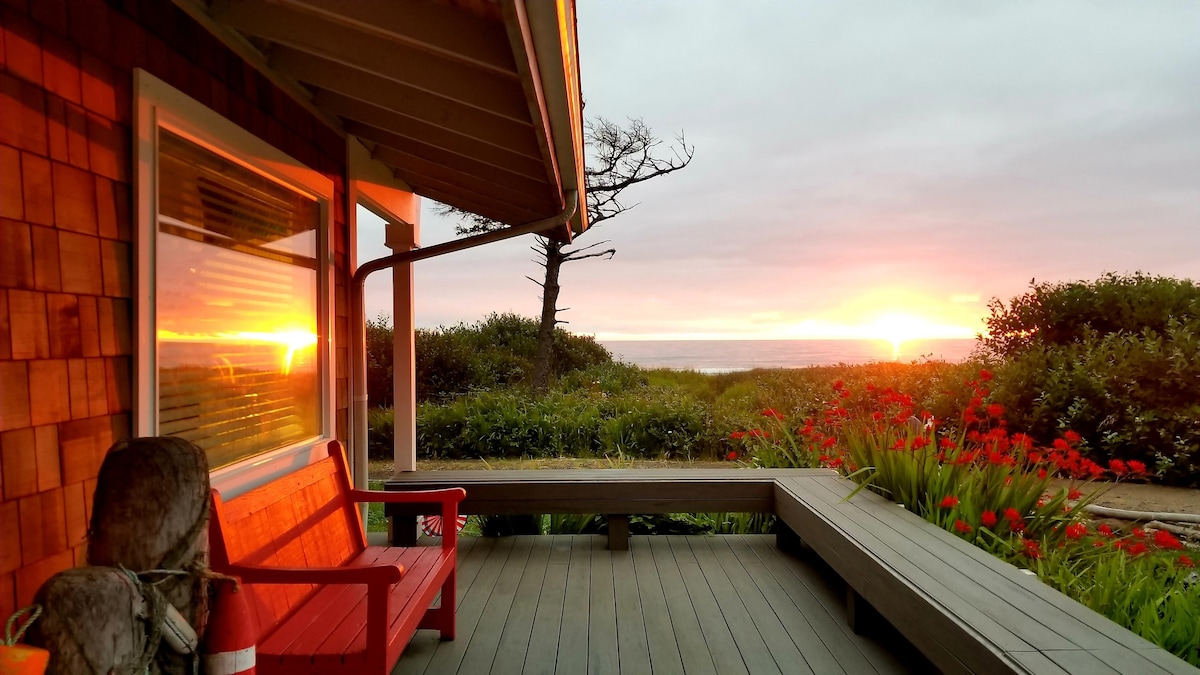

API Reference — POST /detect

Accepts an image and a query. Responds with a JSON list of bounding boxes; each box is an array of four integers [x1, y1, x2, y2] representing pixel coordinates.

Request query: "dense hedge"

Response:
[[414, 385, 712, 460], [982, 274, 1200, 486], [415, 313, 612, 402]]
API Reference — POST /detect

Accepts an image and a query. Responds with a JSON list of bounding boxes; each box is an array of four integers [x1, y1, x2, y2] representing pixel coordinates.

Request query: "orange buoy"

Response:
[[0, 606, 49, 675], [203, 579, 256, 675]]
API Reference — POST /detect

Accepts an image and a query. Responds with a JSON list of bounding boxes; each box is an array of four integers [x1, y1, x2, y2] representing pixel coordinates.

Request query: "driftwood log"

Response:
[[29, 437, 211, 675], [27, 567, 149, 675]]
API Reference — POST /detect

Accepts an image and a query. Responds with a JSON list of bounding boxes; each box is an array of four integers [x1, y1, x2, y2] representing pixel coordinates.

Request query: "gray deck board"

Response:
[[395, 535, 921, 675], [522, 536, 572, 675], [588, 536, 620, 675], [667, 535, 751, 675], [555, 535, 593, 674], [692, 536, 812, 675], [457, 536, 536, 674], [683, 536, 780, 675], [737, 535, 910, 675], [630, 534, 685, 675], [612, 545, 653, 675], [490, 537, 552, 675]]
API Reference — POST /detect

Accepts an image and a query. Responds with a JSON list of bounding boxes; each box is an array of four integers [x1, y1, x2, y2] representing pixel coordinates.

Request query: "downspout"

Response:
[[348, 191, 579, 495]]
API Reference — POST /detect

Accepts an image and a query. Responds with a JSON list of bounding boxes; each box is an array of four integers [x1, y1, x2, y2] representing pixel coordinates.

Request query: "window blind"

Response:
[[156, 130, 321, 468]]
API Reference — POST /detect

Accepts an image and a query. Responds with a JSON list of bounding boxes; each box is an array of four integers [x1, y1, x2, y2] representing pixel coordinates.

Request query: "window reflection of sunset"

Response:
[[157, 327, 317, 374]]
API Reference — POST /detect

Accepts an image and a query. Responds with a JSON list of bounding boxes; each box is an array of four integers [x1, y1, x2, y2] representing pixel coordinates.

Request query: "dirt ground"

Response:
[[370, 457, 1199, 515], [1051, 478, 1200, 514]]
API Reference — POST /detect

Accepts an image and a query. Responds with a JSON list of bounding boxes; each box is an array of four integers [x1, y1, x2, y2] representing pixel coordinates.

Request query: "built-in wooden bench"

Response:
[[386, 468, 1196, 674], [774, 474, 1196, 675], [384, 468, 829, 549], [209, 442, 465, 675]]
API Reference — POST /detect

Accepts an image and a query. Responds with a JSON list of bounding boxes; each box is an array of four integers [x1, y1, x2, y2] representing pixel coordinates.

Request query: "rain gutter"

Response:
[[348, 190, 580, 495]]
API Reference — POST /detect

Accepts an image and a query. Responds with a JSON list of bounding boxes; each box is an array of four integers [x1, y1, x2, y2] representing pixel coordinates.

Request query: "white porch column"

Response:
[[385, 222, 419, 473]]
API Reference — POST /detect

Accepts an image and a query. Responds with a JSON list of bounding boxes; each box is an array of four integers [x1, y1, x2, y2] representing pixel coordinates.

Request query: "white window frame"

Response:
[[134, 69, 336, 494]]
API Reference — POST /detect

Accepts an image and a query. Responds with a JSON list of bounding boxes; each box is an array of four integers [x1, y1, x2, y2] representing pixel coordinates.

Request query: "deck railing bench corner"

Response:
[[208, 441, 465, 675], [773, 474, 1197, 675]]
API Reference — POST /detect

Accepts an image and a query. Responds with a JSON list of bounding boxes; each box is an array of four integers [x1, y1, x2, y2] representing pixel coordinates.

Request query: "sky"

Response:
[[360, 0, 1200, 343]]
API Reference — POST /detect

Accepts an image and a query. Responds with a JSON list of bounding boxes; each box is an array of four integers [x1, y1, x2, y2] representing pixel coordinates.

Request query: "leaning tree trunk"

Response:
[[532, 237, 566, 392]]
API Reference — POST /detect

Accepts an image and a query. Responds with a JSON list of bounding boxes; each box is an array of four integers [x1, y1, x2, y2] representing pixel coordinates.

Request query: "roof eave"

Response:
[[520, 0, 588, 241]]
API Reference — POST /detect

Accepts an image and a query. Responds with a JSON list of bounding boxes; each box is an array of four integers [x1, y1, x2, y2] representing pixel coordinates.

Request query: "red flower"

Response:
[[761, 408, 785, 420], [1131, 527, 1145, 539], [832, 379, 844, 391], [821, 436, 837, 448], [1097, 524, 1114, 537], [986, 403, 1005, 418], [1022, 539, 1041, 559], [979, 369, 993, 381], [726, 451, 738, 461], [980, 511, 997, 528], [939, 496, 959, 508], [729, 431, 745, 440], [1004, 508, 1025, 533], [1067, 488, 1082, 501], [747, 429, 767, 438], [1180, 555, 1195, 568], [939, 437, 957, 450], [1127, 460, 1147, 475], [1113, 540, 1126, 550], [1065, 523, 1087, 539], [1108, 459, 1128, 476], [1063, 430, 1082, 444], [1127, 542, 1148, 557], [954, 519, 973, 533], [1154, 530, 1183, 550]]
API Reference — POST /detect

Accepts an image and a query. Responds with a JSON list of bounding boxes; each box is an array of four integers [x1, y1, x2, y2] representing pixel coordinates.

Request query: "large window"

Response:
[[136, 71, 332, 471], [156, 131, 320, 468]]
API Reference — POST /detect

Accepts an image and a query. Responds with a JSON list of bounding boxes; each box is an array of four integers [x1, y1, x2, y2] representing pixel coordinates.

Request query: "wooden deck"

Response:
[[393, 534, 925, 675]]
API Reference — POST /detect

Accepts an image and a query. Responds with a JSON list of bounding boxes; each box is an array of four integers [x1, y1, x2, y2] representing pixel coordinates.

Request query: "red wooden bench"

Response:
[[208, 441, 465, 674]]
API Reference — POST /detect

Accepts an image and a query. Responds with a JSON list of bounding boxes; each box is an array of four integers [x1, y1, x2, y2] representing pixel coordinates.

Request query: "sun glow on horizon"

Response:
[[593, 292, 984, 346]]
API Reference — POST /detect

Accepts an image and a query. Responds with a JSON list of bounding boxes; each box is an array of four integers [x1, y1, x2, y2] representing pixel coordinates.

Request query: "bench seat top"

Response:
[[256, 545, 454, 673]]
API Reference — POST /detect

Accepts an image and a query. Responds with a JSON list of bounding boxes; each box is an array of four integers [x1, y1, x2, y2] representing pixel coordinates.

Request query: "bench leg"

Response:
[[607, 515, 630, 551], [845, 585, 883, 635], [419, 568, 457, 640], [774, 521, 806, 555], [389, 515, 418, 546]]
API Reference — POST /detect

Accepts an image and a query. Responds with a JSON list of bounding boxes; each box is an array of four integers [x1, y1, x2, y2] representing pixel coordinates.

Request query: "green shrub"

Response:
[[412, 313, 614, 402], [366, 315, 395, 408], [979, 272, 1200, 359], [415, 388, 713, 459], [989, 319, 1200, 486], [558, 361, 647, 394], [978, 274, 1200, 486], [366, 407, 395, 460]]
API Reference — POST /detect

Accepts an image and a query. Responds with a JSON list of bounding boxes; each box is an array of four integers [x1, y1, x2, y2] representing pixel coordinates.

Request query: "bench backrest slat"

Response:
[[210, 442, 367, 640]]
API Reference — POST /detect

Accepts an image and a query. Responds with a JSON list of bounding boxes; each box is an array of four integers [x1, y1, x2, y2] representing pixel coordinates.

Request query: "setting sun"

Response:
[[861, 313, 975, 356]]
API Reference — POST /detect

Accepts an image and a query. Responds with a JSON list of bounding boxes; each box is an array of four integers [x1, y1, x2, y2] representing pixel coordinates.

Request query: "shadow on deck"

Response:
[[394, 534, 927, 675]]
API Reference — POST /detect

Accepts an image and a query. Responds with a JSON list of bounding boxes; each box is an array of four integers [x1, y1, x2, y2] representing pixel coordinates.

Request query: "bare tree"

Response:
[[445, 116, 694, 391]]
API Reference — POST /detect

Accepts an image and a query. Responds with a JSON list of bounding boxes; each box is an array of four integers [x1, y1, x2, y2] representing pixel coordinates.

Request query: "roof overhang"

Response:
[[191, 0, 587, 240]]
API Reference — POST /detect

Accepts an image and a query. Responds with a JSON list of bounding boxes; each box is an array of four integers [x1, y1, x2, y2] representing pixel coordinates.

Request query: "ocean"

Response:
[[599, 338, 977, 373]]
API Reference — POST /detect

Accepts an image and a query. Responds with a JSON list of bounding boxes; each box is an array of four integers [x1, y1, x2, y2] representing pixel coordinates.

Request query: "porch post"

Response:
[[385, 222, 419, 474]]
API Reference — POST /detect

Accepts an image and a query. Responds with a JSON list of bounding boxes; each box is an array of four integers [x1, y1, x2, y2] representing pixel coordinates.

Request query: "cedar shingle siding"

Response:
[[0, 0, 350, 617]]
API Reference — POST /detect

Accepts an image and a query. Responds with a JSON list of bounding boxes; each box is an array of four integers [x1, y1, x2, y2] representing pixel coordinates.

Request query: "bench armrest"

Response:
[[349, 487, 467, 505], [223, 562, 404, 585], [354, 488, 466, 551]]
